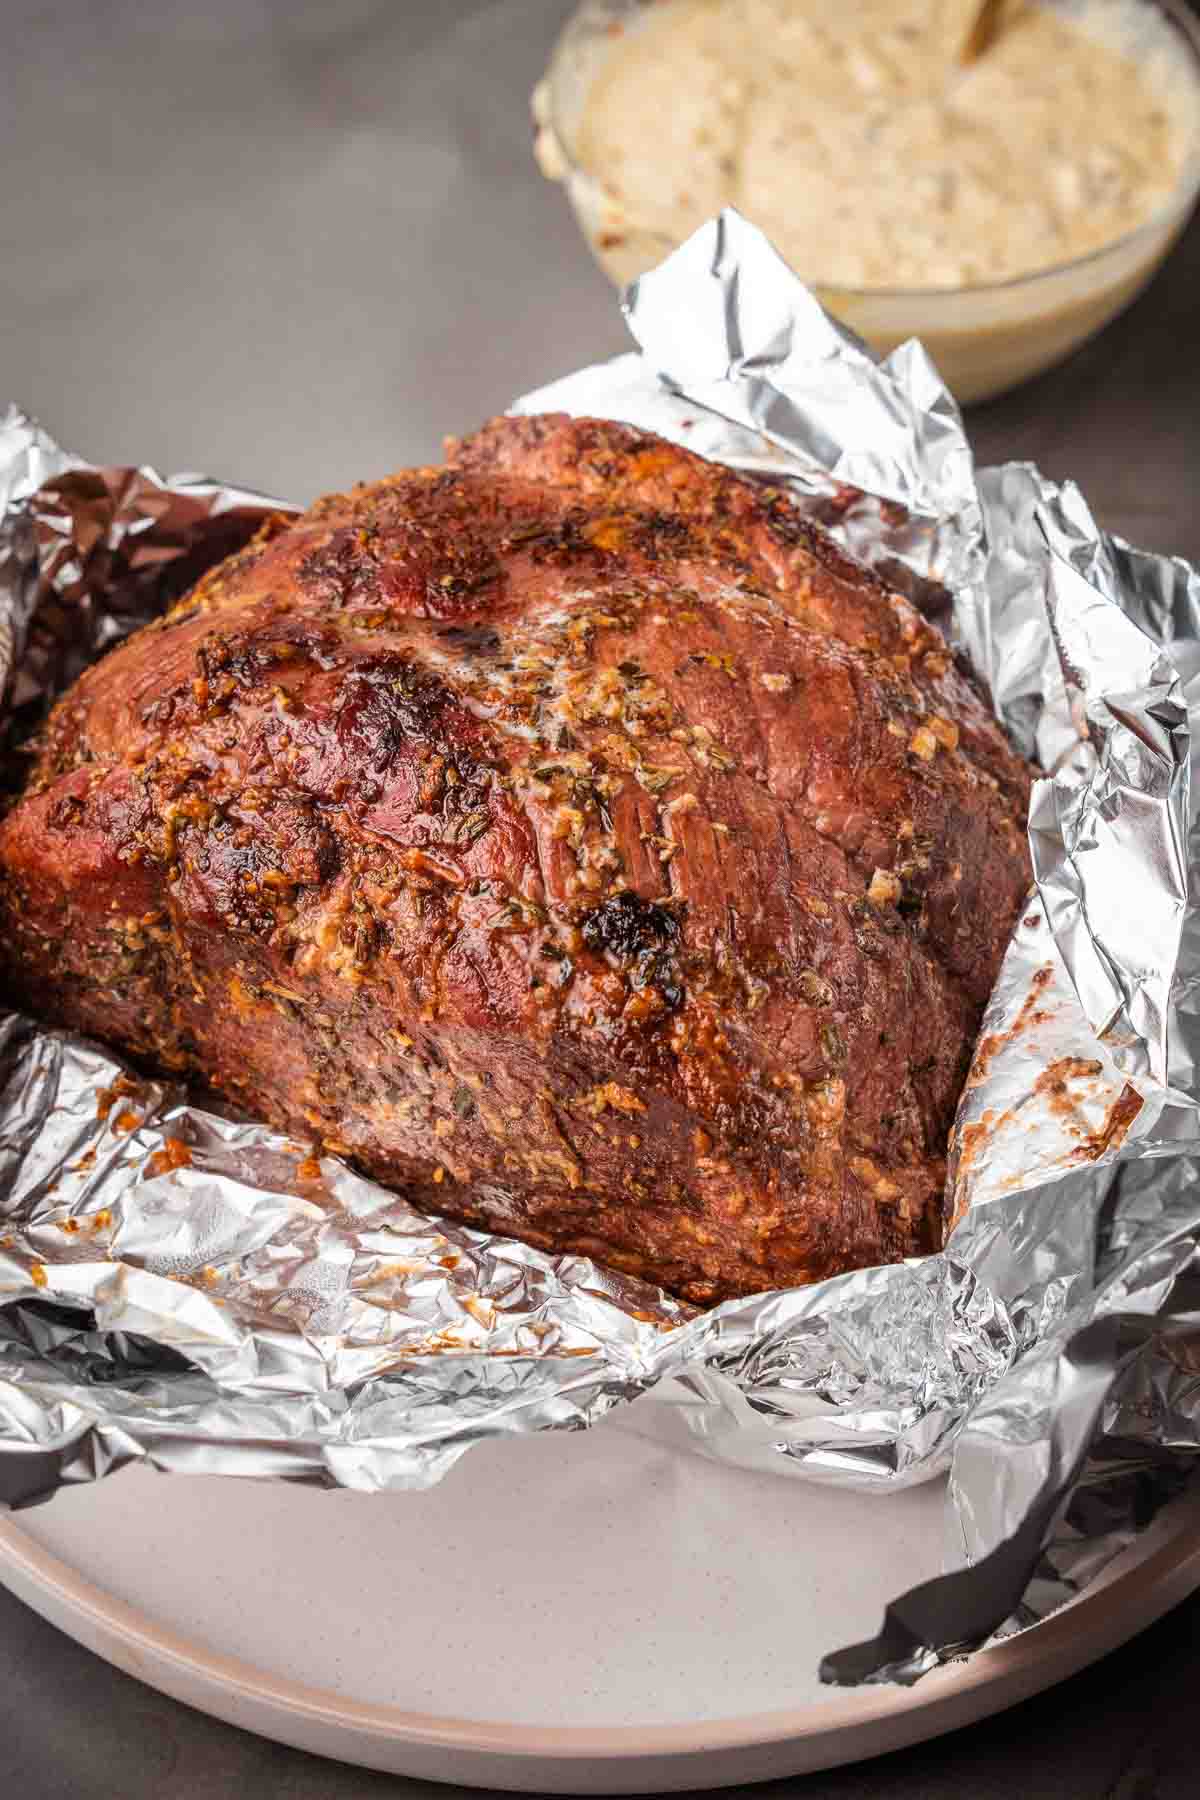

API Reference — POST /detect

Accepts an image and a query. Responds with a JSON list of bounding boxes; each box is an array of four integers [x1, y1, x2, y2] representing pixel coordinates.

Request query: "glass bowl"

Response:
[[533, 0, 1200, 404]]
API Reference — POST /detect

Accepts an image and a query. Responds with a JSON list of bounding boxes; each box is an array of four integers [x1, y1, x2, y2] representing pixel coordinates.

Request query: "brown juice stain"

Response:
[[953, 1056, 1144, 1223], [150, 1136, 192, 1176], [1035, 1056, 1104, 1104], [1065, 1082, 1143, 1163], [358, 1259, 432, 1284], [95, 1074, 139, 1120], [968, 964, 1057, 1089], [1023, 1058, 1141, 1162]]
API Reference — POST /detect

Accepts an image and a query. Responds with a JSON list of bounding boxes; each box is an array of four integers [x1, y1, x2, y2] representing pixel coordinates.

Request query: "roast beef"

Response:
[[0, 416, 1032, 1303]]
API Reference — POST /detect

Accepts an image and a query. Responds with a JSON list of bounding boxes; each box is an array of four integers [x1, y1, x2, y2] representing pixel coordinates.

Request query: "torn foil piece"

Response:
[[4, 215, 1200, 1689]]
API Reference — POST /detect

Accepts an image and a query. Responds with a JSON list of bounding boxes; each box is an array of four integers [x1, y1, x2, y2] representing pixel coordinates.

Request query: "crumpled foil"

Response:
[[5, 209, 1200, 1686]]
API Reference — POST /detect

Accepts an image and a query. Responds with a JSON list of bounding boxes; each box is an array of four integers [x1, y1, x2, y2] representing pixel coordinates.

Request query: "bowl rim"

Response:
[[541, 0, 1200, 301]]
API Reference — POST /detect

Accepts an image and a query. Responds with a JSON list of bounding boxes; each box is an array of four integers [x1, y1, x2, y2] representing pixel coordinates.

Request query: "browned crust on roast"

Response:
[[0, 415, 1032, 1303]]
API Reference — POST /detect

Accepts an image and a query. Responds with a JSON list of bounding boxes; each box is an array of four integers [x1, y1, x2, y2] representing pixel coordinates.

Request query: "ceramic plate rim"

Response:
[[2, 1486, 1200, 1770]]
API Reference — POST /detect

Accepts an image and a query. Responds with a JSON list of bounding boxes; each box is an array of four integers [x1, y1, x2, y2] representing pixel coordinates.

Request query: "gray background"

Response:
[[1, 0, 1197, 556], [2, 1, 1199, 1795]]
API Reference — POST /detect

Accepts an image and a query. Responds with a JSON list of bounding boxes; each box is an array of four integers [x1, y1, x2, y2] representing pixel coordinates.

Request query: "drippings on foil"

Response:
[[4, 212, 1200, 1685]]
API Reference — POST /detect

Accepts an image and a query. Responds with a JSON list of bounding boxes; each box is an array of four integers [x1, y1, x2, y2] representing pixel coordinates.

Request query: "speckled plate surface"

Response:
[[1, 1404, 1197, 1793]]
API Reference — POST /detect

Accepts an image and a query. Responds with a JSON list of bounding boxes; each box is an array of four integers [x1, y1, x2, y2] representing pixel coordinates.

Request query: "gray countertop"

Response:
[[2, 2, 1199, 1795]]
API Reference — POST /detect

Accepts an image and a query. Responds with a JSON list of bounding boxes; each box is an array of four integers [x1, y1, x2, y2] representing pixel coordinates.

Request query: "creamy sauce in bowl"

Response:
[[570, 0, 1196, 290]]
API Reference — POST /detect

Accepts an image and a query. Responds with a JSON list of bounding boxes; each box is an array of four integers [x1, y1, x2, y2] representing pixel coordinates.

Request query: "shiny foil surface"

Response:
[[4, 212, 1200, 1685]]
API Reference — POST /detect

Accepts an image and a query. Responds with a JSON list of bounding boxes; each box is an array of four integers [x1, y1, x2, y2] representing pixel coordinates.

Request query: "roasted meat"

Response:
[[0, 416, 1032, 1303]]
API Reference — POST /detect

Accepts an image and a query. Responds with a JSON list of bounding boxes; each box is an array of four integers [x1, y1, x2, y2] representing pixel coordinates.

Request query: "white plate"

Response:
[[1, 1403, 1197, 1793]]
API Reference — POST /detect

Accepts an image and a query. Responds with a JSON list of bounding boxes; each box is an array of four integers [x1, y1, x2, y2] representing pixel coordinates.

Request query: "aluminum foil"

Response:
[[4, 210, 1200, 1686]]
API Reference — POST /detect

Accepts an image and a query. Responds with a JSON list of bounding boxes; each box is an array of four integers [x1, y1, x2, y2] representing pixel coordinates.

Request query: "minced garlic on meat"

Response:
[[574, 0, 1193, 289]]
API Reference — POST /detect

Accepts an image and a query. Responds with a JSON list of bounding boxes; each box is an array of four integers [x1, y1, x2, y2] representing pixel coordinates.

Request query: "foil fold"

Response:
[[4, 213, 1200, 1684]]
